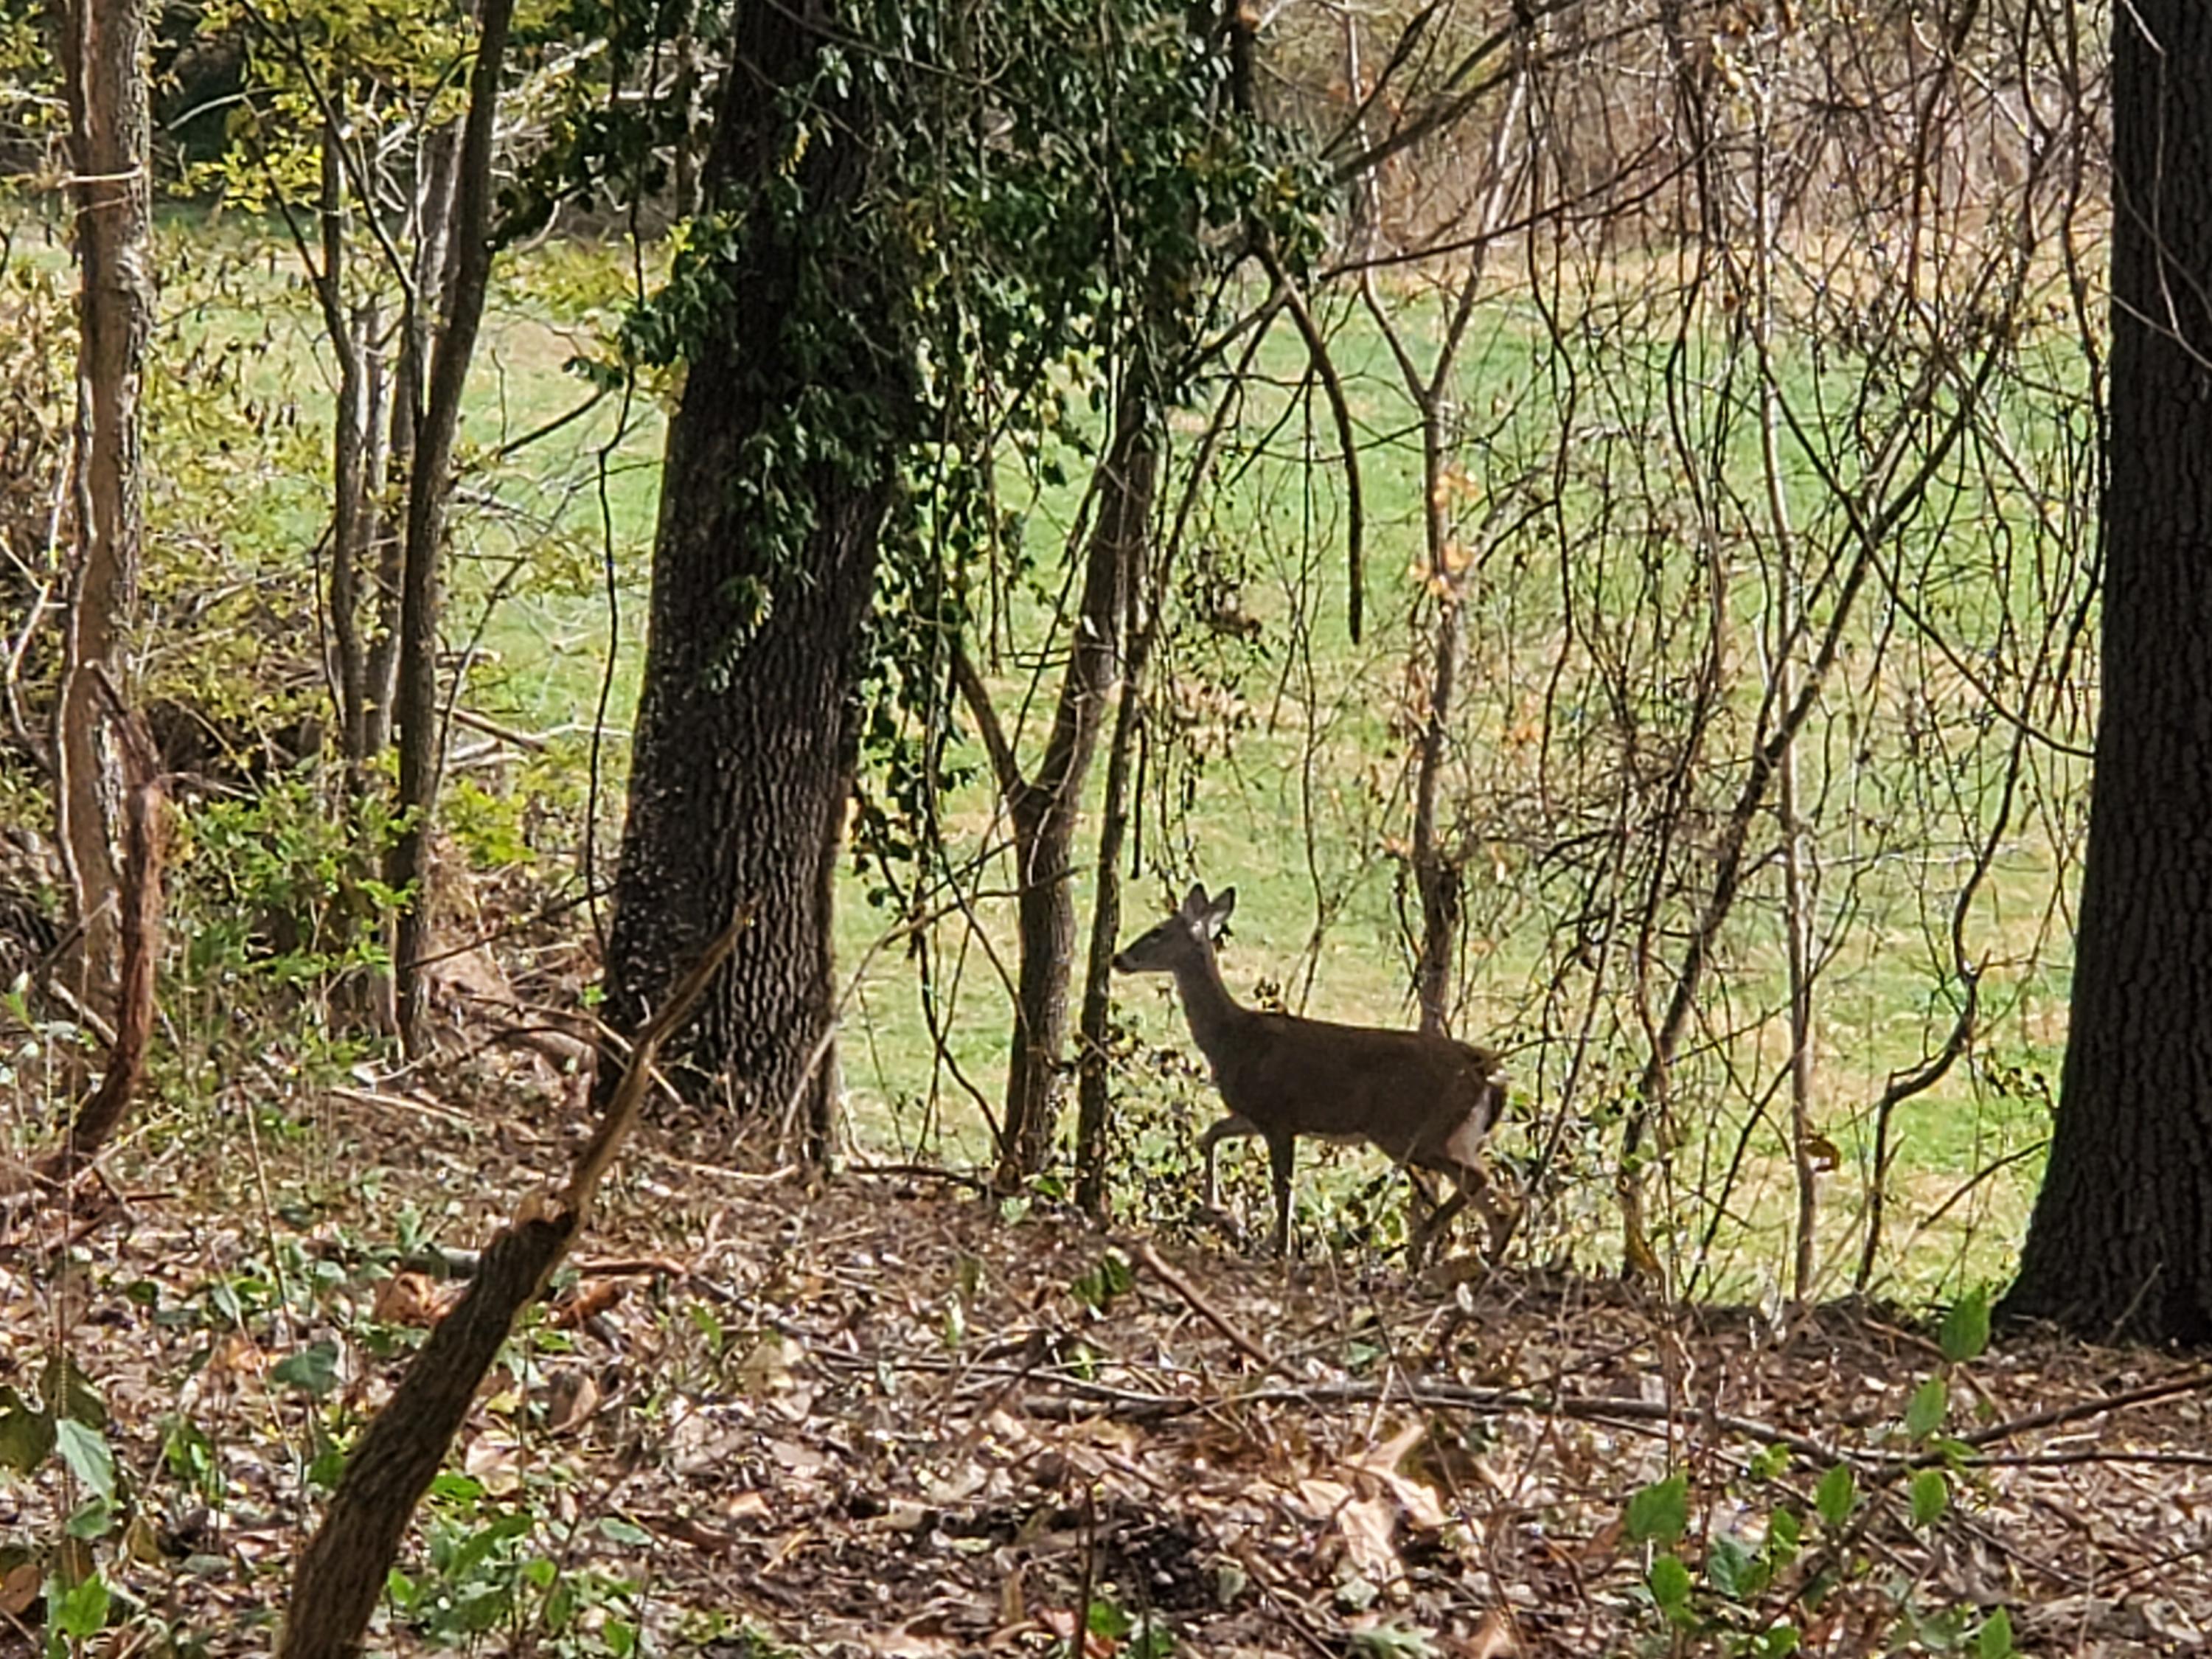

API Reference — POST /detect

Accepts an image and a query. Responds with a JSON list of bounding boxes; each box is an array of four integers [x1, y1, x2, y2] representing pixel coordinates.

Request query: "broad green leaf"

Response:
[[1911, 1467, 1950, 1527], [1765, 1506, 1802, 1564], [1941, 1285, 1993, 1363], [66, 1496, 115, 1540], [1347, 1619, 1435, 1658], [52, 1571, 109, 1637], [1705, 1533, 1763, 1600], [1977, 1607, 2015, 1658], [271, 1339, 342, 1397], [1905, 1377, 1950, 1440], [1625, 1473, 1690, 1545], [1815, 1463, 1856, 1527], [41, 1356, 105, 1427], [1648, 1553, 1693, 1612], [54, 1419, 115, 1502], [0, 1386, 54, 1474]]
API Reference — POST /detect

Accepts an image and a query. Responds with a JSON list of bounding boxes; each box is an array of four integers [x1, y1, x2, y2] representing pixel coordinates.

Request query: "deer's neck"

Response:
[[1172, 947, 1251, 1064]]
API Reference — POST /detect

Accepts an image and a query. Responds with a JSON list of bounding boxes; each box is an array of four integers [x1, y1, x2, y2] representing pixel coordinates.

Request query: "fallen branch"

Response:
[[1128, 1236, 1287, 1379]]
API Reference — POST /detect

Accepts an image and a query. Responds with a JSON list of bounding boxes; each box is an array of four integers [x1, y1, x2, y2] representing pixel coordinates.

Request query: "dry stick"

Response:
[[276, 910, 748, 1659], [1127, 1237, 1286, 1378]]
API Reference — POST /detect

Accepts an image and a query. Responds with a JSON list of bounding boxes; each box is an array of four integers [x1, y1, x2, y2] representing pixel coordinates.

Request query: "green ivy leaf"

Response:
[[43, 1355, 105, 1428], [0, 1386, 54, 1474], [1910, 1467, 1950, 1527], [1648, 1552, 1693, 1610], [1705, 1533, 1764, 1601], [1905, 1377, 1950, 1440], [52, 1571, 110, 1637], [1815, 1463, 1856, 1527], [1941, 1285, 1993, 1363], [272, 1340, 342, 1397], [1625, 1473, 1690, 1545], [54, 1419, 115, 1503]]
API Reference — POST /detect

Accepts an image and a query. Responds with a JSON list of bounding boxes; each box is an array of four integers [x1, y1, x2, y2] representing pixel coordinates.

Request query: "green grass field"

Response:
[[122, 218, 2091, 1307]]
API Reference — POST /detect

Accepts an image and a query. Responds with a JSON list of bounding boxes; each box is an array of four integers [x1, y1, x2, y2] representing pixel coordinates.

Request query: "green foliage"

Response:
[[1615, 1326, 2008, 1655], [1910, 1467, 1950, 1528], [383, 1474, 648, 1652], [1068, 1249, 1135, 1312], [173, 769, 407, 997], [271, 1339, 343, 1397], [1812, 1462, 1856, 1527], [1082, 1595, 1175, 1659], [1624, 1473, 1688, 1545], [511, 0, 1326, 895], [0, 1358, 106, 1481], [1939, 1284, 1994, 1363], [185, 0, 475, 214], [1346, 1621, 1433, 1658], [1904, 1377, 1949, 1441]]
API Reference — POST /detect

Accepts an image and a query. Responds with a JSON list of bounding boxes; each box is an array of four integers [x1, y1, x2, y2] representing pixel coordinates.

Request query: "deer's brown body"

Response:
[[1115, 883, 1512, 1262]]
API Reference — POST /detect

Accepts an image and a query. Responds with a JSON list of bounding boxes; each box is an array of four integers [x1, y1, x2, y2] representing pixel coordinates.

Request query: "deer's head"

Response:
[[1113, 883, 1237, 975]]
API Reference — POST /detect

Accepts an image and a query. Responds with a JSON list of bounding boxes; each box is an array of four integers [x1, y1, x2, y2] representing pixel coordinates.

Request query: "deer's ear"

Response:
[[1180, 883, 1209, 917], [1206, 887, 1238, 933]]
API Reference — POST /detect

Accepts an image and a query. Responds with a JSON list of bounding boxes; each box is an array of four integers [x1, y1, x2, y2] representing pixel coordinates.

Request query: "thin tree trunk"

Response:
[[389, 0, 514, 1051], [1748, 90, 1820, 1308], [962, 393, 1155, 1186], [316, 116, 376, 765], [1350, 43, 1526, 1038], [41, 687, 161, 1179], [1408, 400, 1468, 1036], [54, 0, 151, 1014]]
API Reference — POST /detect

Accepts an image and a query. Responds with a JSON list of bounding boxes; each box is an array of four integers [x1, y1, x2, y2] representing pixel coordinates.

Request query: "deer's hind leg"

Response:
[[1408, 1156, 1516, 1267]]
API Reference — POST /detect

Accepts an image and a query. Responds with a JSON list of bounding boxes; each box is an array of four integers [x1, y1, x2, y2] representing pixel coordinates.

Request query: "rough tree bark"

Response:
[[55, 0, 151, 1013], [2000, 1, 2212, 1344], [599, 0, 904, 1149], [961, 393, 1156, 1185]]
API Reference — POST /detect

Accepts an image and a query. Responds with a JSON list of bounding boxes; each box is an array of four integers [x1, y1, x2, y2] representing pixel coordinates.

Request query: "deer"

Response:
[[1113, 883, 1514, 1265]]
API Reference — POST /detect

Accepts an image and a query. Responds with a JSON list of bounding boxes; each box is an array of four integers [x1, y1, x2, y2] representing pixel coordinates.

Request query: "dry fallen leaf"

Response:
[[552, 1278, 625, 1328], [541, 1367, 600, 1432], [0, 1559, 38, 1617], [1465, 1606, 1521, 1658], [371, 1270, 451, 1327]]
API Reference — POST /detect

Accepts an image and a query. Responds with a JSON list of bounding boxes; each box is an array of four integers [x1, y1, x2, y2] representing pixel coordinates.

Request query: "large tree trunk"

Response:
[[599, 0, 899, 1150], [55, 0, 151, 1013], [2000, 3, 2212, 1343]]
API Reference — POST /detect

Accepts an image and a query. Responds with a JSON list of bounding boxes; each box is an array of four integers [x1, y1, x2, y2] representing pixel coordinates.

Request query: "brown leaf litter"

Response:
[[1, 1095, 2209, 1657]]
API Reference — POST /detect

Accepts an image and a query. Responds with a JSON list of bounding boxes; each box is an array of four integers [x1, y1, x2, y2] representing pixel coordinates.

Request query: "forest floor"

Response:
[[3, 1057, 2211, 1659]]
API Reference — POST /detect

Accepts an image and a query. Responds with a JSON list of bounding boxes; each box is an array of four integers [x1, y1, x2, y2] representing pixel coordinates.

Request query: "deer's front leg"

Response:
[[1266, 1131, 1297, 1257], [1198, 1113, 1257, 1211]]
